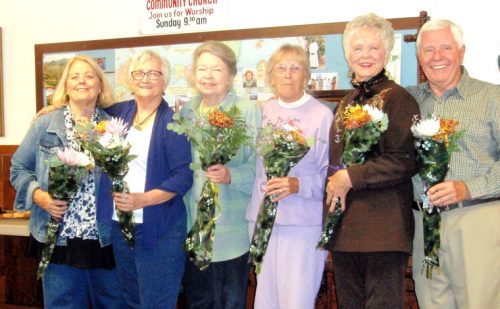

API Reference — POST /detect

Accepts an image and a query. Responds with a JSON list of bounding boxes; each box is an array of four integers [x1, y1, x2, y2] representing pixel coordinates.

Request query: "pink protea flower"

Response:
[[57, 148, 91, 167]]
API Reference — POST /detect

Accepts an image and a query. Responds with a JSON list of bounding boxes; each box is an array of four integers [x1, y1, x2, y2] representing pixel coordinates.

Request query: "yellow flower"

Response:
[[95, 120, 108, 134]]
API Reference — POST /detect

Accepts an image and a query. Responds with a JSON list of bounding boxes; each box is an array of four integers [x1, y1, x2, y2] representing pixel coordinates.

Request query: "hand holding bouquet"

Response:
[[317, 104, 388, 249], [78, 117, 137, 247], [38, 148, 92, 279], [168, 105, 251, 270], [411, 115, 462, 279], [249, 118, 310, 273]]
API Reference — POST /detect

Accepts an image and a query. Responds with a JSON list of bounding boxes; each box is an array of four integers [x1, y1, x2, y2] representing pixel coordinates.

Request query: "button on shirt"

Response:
[[408, 67, 500, 200]]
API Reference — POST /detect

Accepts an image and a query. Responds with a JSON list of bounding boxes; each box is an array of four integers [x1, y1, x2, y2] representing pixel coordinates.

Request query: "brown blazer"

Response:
[[326, 78, 419, 253]]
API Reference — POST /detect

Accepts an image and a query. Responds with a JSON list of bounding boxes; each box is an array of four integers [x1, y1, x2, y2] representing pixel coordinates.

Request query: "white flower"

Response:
[[411, 116, 440, 138], [57, 148, 91, 167], [363, 105, 384, 123]]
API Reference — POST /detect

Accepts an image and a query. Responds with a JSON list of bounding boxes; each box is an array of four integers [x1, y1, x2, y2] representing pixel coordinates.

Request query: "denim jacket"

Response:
[[10, 108, 113, 247]]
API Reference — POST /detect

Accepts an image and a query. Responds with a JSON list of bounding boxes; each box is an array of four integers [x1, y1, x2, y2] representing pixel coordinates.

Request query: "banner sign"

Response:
[[139, 0, 227, 35]]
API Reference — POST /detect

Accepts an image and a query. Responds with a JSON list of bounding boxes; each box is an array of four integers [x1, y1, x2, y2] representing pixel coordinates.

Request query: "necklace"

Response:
[[134, 107, 159, 130]]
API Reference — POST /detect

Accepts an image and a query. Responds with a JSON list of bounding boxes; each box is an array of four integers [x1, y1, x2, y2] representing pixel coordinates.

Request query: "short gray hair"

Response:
[[416, 19, 464, 49], [127, 50, 171, 88], [343, 13, 394, 63]]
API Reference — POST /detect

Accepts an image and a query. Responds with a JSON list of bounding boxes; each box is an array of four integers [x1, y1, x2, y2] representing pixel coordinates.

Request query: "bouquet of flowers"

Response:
[[317, 104, 388, 249], [168, 105, 251, 270], [411, 115, 461, 279], [78, 117, 137, 247], [249, 118, 311, 274], [38, 148, 92, 279]]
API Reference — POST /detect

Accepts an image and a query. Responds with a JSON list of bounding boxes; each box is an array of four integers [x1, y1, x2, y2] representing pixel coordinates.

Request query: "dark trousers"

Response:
[[332, 251, 408, 309], [182, 252, 250, 309]]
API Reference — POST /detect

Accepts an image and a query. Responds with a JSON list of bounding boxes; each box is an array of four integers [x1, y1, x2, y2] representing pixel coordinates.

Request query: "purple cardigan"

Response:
[[99, 99, 193, 248]]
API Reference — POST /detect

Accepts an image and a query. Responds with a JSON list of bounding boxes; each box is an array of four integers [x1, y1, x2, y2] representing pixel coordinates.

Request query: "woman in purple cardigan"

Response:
[[246, 44, 334, 309]]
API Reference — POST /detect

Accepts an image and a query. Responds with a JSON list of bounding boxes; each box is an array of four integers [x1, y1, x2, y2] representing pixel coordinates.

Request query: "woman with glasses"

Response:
[[35, 50, 193, 308], [101, 49, 193, 308], [246, 44, 333, 308], [180, 41, 261, 309]]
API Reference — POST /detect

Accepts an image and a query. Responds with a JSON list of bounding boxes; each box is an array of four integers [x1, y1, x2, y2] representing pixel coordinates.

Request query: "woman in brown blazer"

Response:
[[324, 13, 419, 309]]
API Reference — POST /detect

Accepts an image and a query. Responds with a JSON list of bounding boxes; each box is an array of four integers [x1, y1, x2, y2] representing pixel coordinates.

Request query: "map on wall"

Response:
[[114, 36, 302, 107], [41, 32, 414, 107]]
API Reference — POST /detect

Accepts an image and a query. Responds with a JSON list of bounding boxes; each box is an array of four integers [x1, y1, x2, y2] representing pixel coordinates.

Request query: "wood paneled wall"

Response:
[[0, 145, 17, 211]]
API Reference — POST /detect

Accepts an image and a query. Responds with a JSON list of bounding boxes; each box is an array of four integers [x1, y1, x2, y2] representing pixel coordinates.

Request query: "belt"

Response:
[[412, 197, 500, 212]]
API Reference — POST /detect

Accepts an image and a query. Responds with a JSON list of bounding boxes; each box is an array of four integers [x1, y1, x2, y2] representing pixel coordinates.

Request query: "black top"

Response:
[[27, 235, 115, 269]]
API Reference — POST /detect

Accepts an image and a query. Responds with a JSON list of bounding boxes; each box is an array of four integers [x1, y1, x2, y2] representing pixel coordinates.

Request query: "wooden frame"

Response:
[[34, 11, 429, 111], [0, 27, 4, 136]]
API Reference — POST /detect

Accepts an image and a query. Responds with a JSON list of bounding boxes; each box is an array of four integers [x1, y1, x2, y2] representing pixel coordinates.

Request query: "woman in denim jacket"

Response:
[[10, 55, 122, 308]]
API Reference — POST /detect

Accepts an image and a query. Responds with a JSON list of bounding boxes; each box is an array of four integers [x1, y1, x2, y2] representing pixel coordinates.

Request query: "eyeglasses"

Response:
[[131, 70, 163, 81], [274, 63, 304, 74]]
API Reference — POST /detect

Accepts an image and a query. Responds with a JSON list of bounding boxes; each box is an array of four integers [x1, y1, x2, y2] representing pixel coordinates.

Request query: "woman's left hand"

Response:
[[265, 177, 299, 202], [205, 164, 231, 184]]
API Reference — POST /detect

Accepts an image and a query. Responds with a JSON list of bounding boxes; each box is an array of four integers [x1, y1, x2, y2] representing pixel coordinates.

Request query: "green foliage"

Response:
[[168, 105, 252, 268], [249, 121, 310, 273]]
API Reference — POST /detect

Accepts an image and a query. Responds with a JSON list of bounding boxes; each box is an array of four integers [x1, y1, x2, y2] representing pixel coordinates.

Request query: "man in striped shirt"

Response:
[[408, 19, 499, 309]]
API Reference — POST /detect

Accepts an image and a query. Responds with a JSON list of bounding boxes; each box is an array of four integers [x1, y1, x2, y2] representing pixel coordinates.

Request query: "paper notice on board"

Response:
[[139, 0, 228, 35]]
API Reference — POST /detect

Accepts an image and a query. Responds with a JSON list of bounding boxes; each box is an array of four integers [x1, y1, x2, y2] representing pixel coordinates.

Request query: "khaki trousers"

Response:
[[412, 201, 500, 309]]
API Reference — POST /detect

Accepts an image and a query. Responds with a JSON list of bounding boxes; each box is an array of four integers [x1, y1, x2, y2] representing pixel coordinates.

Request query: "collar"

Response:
[[422, 66, 468, 100], [277, 92, 310, 108]]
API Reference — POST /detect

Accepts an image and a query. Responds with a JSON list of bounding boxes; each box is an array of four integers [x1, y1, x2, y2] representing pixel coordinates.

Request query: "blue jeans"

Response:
[[112, 220, 186, 309], [43, 263, 121, 309], [182, 252, 250, 309]]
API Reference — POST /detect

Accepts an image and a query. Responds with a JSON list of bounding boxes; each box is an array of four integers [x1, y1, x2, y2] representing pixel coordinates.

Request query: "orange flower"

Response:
[[208, 110, 234, 128], [344, 105, 372, 130], [433, 118, 459, 146], [291, 130, 307, 145]]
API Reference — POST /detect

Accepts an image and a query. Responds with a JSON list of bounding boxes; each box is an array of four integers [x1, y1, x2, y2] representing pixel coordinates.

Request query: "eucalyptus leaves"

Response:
[[168, 105, 251, 270]]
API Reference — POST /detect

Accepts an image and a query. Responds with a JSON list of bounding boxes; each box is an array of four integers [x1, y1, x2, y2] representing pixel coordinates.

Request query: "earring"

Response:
[[64, 94, 70, 102]]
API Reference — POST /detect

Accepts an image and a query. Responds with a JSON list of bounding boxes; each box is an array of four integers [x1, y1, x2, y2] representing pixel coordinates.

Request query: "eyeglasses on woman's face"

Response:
[[131, 70, 163, 81], [273, 63, 304, 75]]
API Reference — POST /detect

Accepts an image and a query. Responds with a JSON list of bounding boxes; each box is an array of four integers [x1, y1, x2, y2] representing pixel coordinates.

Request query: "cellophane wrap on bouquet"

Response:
[[317, 104, 388, 249], [411, 115, 462, 279], [168, 105, 251, 270], [77, 117, 137, 247], [38, 148, 92, 279], [249, 118, 310, 274]]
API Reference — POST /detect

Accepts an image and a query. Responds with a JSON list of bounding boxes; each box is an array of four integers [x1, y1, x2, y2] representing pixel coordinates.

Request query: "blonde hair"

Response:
[[265, 44, 311, 92], [51, 55, 115, 108], [343, 13, 395, 63]]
